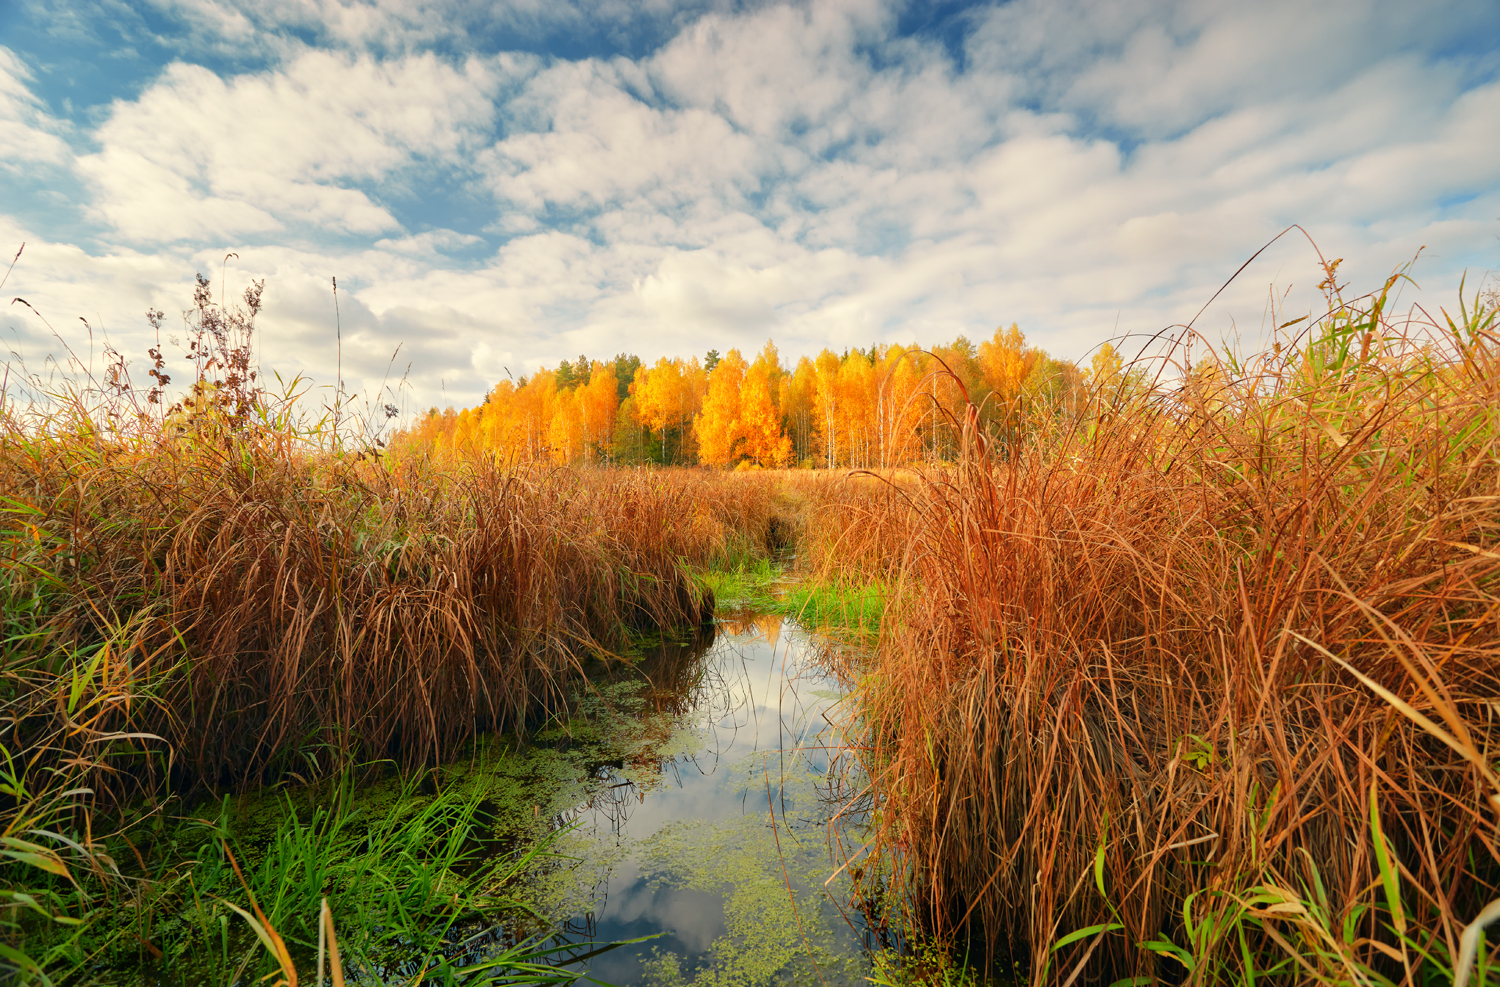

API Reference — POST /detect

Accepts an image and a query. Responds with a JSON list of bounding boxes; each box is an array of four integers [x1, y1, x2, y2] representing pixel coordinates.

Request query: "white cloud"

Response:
[[372, 229, 484, 256], [0, 48, 70, 167], [482, 59, 772, 217], [135, 0, 748, 60], [76, 49, 505, 242], [965, 0, 1496, 136], [4, 0, 1498, 416]]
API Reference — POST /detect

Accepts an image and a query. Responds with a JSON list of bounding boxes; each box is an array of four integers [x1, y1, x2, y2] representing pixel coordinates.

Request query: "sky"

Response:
[[1, 0, 1498, 415]]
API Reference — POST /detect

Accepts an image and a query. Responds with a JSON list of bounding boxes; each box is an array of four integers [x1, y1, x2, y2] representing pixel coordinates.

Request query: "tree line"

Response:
[[392, 327, 1127, 468]]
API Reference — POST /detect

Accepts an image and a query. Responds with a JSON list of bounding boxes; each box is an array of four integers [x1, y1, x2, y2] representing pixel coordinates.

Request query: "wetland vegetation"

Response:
[[4, 255, 1500, 986]]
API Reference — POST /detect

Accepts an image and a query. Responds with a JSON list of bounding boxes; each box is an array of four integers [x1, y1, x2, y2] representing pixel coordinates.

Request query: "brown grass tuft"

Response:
[[2, 433, 815, 802], [851, 271, 1500, 983]]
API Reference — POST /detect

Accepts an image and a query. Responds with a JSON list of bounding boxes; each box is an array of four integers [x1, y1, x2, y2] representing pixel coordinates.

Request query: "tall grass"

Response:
[[1, 441, 732, 794], [0, 271, 797, 979], [0, 276, 810, 796], [849, 266, 1500, 984]]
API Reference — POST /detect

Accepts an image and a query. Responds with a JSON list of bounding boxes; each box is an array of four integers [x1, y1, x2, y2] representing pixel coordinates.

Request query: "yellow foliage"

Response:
[[391, 328, 1090, 468], [695, 349, 748, 466]]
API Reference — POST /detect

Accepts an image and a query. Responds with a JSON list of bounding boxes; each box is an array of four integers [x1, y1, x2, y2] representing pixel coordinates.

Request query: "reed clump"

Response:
[[0, 275, 804, 810], [0, 272, 792, 975], [615, 466, 808, 567], [854, 270, 1500, 984], [2, 437, 779, 799], [795, 470, 914, 579]]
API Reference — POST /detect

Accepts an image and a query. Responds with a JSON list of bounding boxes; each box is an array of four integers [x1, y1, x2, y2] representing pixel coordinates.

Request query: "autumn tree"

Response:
[[1088, 341, 1118, 383], [875, 343, 926, 466], [743, 345, 792, 467], [836, 351, 876, 469], [578, 362, 619, 463], [1026, 355, 1086, 426], [812, 350, 842, 468], [695, 348, 749, 466], [923, 338, 982, 462], [513, 370, 559, 460], [634, 357, 688, 463], [781, 356, 817, 465], [979, 323, 1040, 455], [389, 325, 1098, 471], [753, 341, 784, 407], [633, 357, 706, 464], [692, 342, 792, 468]]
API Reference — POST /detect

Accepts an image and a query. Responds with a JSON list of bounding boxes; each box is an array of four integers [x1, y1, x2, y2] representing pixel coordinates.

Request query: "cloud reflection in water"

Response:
[[535, 616, 873, 987]]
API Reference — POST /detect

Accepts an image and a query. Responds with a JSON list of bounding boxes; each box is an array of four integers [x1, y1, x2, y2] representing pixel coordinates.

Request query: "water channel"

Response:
[[459, 611, 885, 986]]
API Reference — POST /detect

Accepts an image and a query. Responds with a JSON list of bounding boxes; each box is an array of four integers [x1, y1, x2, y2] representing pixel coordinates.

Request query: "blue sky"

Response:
[[2, 0, 1498, 412]]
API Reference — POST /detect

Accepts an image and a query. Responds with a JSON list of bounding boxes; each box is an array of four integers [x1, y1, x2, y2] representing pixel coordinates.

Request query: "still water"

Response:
[[465, 614, 882, 986]]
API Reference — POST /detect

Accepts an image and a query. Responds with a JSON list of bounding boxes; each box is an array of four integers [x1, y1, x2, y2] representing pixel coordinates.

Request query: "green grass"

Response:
[[869, 937, 995, 987], [696, 556, 888, 639], [771, 581, 886, 638], [695, 557, 781, 611], [13, 653, 710, 985], [16, 768, 603, 985]]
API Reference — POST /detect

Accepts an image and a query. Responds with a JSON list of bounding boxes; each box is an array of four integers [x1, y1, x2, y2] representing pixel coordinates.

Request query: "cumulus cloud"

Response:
[[482, 67, 756, 220], [966, 0, 1497, 135], [3, 0, 1498, 415], [75, 49, 506, 243]]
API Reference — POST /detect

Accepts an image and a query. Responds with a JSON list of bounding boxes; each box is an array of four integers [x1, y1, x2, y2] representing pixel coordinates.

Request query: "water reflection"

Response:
[[482, 614, 874, 986]]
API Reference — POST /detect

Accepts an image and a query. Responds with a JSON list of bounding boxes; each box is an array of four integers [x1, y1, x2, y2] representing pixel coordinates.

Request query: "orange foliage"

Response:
[[743, 345, 792, 468], [695, 349, 749, 466], [392, 330, 1089, 468]]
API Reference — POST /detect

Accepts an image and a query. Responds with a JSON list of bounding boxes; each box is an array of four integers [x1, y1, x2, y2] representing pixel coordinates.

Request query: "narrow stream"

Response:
[[459, 612, 883, 986]]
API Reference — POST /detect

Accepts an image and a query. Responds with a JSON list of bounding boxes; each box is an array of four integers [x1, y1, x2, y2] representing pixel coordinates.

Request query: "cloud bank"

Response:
[[2, 0, 1497, 411]]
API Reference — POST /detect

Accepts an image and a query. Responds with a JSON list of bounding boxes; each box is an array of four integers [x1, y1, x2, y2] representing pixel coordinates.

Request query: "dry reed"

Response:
[[2, 435, 817, 805], [848, 271, 1500, 984]]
